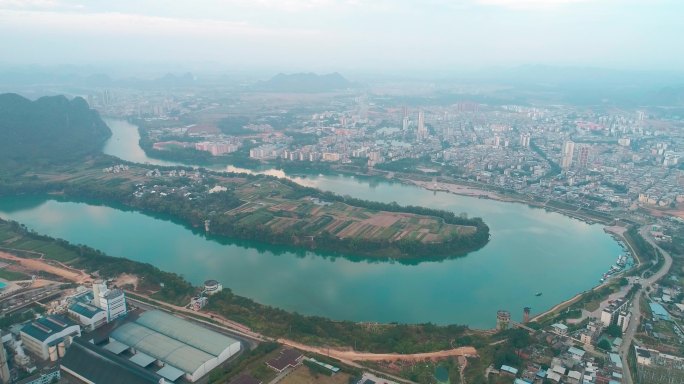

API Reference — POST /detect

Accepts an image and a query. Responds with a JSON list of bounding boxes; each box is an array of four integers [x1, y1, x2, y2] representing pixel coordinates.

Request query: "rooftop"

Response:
[[104, 288, 125, 300], [609, 353, 623, 369], [134, 310, 239, 356], [69, 301, 104, 319], [110, 310, 240, 376], [21, 315, 77, 342], [500, 365, 518, 375], [60, 338, 162, 384], [111, 322, 215, 375], [636, 347, 651, 358], [649, 302, 671, 320], [267, 349, 304, 372]]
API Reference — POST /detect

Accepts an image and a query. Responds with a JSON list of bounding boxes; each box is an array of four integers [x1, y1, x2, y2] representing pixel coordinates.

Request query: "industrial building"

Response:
[[93, 280, 127, 322], [109, 310, 241, 382], [60, 338, 163, 384], [68, 301, 107, 332], [20, 315, 81, 361]]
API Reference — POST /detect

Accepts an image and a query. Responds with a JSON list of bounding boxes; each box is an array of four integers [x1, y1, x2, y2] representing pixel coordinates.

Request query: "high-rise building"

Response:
[[520, 133, 531, 148], [417, 111, 428, 140], [561, 140, 575, 170], [0, 344, 10, 383], [577, 145, 590, 168]]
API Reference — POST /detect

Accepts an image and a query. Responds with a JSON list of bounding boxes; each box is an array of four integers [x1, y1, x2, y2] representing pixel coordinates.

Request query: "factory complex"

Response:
[[1, 279, 243, 384]]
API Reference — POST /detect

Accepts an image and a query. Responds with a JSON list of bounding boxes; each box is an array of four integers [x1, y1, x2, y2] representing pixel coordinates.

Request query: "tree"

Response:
[[606, 324, 622, 337], [597, 339, 612, 351]]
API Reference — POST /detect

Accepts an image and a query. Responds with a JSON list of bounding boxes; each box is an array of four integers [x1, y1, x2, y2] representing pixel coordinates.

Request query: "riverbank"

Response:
[[0, 217, 488, 355], [528, 224, 640, 324], [0, 157, 491, 260]]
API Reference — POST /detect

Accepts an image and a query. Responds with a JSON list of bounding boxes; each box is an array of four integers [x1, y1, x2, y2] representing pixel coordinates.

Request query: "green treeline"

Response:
[[0, 217, 485, 355], [0, 219, 194, 305], [624, 226, 657, 263], [205, 288, 471, 354]]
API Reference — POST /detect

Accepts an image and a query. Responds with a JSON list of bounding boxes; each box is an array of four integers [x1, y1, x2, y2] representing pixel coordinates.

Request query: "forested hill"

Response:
[[0, 93, 111, 165]]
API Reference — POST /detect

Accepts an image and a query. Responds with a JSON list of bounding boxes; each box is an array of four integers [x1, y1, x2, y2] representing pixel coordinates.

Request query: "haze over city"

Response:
[[1, 0, 684, 73], [0, 1, 684, 384]]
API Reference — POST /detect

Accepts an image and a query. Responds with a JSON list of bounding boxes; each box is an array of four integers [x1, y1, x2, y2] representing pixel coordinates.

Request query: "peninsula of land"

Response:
[[0, 93, 489, 259]]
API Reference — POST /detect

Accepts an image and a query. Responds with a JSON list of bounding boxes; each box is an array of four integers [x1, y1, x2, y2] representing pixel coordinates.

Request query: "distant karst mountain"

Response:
[[0, 93, 111, 164], [254, 72, 351, 92]]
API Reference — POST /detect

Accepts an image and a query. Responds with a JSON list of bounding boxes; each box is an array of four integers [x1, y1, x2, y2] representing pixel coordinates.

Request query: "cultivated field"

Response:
[[278, 365, 352, 384]]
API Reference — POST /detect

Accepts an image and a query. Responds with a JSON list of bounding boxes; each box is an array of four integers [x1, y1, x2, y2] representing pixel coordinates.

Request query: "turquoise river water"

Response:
[[0, 119, 623, 328]]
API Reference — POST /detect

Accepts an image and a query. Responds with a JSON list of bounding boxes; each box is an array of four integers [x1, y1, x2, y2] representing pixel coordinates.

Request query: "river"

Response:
[[0, 118, 623, 328]]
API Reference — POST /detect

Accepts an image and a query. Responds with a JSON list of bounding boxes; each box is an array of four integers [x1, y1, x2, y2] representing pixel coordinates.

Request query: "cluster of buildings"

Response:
[[136, 97, 684, 221], [189, 279, 223, 311], [194, 140, 241, 156], [0, 277, 243, 384], [102, 164, 130, 174], [494, 330, 628, 384]]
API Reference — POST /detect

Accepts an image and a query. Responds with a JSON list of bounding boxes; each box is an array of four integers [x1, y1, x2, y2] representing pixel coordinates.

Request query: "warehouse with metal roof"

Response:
[[109, 310, 241, 382], [20, 315, 81, 361]]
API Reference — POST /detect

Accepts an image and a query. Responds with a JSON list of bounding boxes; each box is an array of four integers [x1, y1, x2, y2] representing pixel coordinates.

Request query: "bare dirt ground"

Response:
[[113, 273, 139, 290], [278, 339, 478, 362], [0, 251, 91, 284], [408, 180, 504, 200]]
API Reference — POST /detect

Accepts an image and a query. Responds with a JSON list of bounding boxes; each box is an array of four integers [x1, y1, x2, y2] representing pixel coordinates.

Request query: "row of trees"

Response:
[[205, 287, 472, 354]]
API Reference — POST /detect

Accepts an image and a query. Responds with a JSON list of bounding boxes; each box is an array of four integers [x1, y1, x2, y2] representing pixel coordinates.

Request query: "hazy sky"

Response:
[[0, 0, 682, 72]]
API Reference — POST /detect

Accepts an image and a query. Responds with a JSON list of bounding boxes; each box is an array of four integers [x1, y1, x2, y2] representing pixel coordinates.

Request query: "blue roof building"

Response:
[[609, 353, 623, 369], [68, 301, 107, 331], [20, 315, 81, 360], [649, 302, 671, 321], [500, 365, 518, 375]]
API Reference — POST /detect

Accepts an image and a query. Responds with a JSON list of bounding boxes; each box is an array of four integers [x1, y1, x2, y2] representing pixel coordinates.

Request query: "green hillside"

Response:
[[0, 93, 111, 166]]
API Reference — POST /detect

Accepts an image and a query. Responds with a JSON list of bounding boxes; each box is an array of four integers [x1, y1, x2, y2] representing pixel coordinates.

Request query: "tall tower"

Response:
[[577, 145, 590, 169], [520, 133, 530, 148], [92, 279, 106, 308], [561, 140, 575, 170], [417, 111, 427, 140], [523, 307, 531, 323], [402, 107, 410, 131], [496, 310, 511, 331]]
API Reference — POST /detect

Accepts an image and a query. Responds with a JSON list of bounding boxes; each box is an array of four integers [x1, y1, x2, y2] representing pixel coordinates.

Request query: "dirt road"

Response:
[[0, 251, 91, 284], [278, 338, 478, 362]]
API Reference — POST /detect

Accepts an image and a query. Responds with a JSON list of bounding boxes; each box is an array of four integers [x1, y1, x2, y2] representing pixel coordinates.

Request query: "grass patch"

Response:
[[0, 268, 30, 281]]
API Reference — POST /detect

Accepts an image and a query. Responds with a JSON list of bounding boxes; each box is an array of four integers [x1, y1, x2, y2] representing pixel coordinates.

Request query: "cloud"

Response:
[[476, 0, 594, 9], [0, 0, 82, 10], [0, 9, 318, 38]]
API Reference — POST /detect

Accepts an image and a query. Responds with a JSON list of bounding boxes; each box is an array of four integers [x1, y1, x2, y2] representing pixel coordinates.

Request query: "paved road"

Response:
[[618, 226, 673, 384]]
